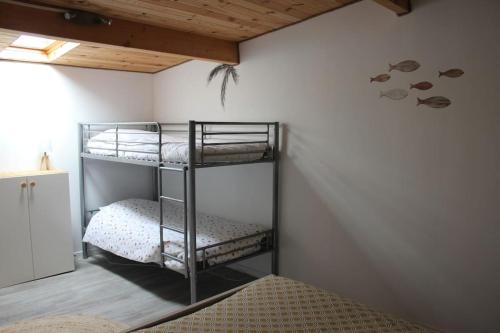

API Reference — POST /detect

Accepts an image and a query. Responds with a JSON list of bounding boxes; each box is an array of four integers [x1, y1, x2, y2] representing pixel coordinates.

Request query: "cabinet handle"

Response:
[[29, 181, 36, 187], [20, 182, 27, 189]]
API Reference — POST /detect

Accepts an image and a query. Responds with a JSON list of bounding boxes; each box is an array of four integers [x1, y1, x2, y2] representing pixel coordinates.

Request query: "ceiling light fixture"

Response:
[[63, 10, 112, 26]]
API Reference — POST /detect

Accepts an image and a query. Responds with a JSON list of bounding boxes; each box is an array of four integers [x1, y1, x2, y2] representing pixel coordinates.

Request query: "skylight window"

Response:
[[11, 35, 57, 50], [0, 35, 80, 63]]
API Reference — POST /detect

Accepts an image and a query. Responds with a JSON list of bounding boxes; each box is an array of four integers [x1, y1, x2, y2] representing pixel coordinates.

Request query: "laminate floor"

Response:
[[0, 252, 256, 328]]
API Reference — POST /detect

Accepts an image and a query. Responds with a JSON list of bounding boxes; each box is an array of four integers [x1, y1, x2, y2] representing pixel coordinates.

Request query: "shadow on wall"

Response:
[[279, 137, 408, 315], [279, 123, 469, 328]]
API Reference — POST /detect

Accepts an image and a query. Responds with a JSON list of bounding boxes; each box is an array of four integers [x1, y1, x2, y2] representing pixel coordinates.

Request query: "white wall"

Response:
[[0, 61, 154, 251], [153, 0, 500, 332]]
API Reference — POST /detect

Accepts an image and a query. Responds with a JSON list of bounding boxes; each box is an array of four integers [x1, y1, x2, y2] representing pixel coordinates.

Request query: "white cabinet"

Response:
[[0, 170, 75, 288], [0, 176, 34, 288]]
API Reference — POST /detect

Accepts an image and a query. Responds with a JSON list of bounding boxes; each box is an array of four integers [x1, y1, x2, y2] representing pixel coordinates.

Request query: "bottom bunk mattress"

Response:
[[83, 199, 269, 272], [135, 275, 441, 333]]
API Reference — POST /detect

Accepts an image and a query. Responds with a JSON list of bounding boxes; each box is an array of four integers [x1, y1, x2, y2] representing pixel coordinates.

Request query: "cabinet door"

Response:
[[28, 173, 75, 279], [0, 177, 34, 288]]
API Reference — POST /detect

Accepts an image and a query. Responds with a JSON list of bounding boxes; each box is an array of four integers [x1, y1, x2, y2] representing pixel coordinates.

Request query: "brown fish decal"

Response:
[[439, 68, 464, 78], [417, 96, 451, 108], [389, 60, 420, 72], [370, 74, 391, 83], [410, 81, 433, 90]]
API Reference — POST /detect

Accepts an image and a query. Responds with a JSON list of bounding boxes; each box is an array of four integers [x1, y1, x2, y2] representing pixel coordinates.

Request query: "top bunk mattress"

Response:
[[86, 129, 268, 163]]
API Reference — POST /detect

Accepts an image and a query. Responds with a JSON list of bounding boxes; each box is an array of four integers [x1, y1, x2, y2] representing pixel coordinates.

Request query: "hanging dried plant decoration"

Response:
[[207, 64, 239, 107]]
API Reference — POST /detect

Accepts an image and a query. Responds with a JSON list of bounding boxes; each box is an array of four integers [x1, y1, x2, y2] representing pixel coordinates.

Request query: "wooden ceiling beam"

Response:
[[373, 0, 411, 16], [0, 1, 239, 64]]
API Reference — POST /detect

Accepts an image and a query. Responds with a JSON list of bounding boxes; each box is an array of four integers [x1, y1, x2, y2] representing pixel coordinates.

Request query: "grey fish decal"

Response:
[[389, 60, 420, 72], [417, 96, 451, 108], [410, 81, 433, 90], [380, 89, 408, 100], [370, 74, 391, 83], [439, 68, 464, 78]]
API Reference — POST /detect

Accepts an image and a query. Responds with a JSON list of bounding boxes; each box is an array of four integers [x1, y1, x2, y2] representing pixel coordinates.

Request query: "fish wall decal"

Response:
[[380, 89, 408, 100], [370, 74, 391, 83], [410, 81, 433, 90], [389, 60, 420, 73], [417, 96, 451, 108], [439, 68, 464, 78]]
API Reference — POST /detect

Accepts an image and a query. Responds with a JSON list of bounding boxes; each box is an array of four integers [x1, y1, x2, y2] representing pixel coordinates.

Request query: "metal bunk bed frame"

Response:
[[79, 121, 279, 303]]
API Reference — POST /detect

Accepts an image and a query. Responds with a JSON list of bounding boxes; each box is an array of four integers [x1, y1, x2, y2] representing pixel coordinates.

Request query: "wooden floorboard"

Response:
[[0, 253, 256, 328]]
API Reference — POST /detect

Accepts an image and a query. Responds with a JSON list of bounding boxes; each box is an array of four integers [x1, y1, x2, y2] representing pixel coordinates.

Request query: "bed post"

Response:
[[188, 120, 198, 303], [271, 122, 280, 275], [79, 124, 88, 259], [157, 123, 165, 268]]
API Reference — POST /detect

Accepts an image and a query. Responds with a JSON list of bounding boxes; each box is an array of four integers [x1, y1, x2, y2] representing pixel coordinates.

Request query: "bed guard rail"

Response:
[[79, 121, 279, 167]]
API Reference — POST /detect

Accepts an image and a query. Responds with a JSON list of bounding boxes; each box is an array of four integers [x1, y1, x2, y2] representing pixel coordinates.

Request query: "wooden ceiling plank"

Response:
[[227, 0, 304, 22], [0, 33, 19, 52], [372, 0, 411, 15], [237, 0, 309, 19], [55, 58, 166, 71], [68, 0, 258, 39], [30, 0, 357, 42], [61, 45, 185, 62], [137, 0, 275, 32], [154, 0, 294, 40], [0, 29, 19, 52], [187, 0, 298, 27], [0, 1, 239, 64], [0, 52, 169, 73], [269, 0, 333, 15], [53, 53, 172, 71], [54, 57, 164, 69], [75, 51, 183, 65], [35, 0, 297, 27], [52, 61, 160, 73], [65, 48, 184, 67], [32, 0, 269, 41]]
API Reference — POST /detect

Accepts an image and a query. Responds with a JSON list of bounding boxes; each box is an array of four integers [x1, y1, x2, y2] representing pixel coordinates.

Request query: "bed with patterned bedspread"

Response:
[[132, 275, 441, 333], [83, 199, 269, 273]]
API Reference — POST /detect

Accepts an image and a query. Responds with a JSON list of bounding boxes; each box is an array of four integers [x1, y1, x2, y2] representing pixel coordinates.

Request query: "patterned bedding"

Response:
[[86, 129, 267, 163], [136, 275, 441, 333], [83, 199, 268, 272]]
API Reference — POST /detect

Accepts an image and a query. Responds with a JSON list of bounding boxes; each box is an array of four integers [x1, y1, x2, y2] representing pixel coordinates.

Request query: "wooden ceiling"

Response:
[[32, 0, 359, 42], [0, 28, 188, 73], [52, 44, 188, 73], [0, 0, 409, 73], [0, 29, 17, 51]]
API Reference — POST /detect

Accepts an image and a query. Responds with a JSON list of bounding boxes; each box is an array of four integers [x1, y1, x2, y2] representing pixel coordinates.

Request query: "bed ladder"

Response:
[[158, 121, 198, 304], [158, 166, 189, 277], [158, 163, 198, 304]]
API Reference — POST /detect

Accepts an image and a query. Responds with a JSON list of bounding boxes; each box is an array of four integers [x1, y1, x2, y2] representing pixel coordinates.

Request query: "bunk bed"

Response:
[[79, 121, 279, 304]]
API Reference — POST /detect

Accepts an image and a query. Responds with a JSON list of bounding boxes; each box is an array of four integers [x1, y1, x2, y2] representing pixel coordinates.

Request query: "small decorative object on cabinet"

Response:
[[0, 170, 75, 288], [40, 152, 51, 171]]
